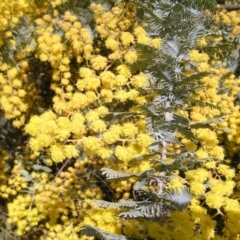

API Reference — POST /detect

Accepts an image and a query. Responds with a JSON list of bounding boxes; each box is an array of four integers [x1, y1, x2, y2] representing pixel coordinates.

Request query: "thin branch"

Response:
[[220, 4, 240, 11], [50, 158, 71, 185]]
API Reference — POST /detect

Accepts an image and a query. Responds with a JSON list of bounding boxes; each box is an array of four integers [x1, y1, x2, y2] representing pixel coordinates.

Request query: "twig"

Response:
[[50, 158, 71, 184], [0, 211, 9, 218], [220, 4, 240, 11], [212, 208, 224, 219]]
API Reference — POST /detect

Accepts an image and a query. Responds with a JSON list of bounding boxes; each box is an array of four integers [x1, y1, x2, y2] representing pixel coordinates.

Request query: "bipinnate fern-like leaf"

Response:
[[20, 170, 32, 182], [133, 178, 149, 192], [116, 199, 170, 219], [129, 152, 161, 165], [118, 210, 153, 219], [162, 38, 181, 58], [183, 0, 217, 12], [173, 72, 209, 89], [134, 0, 163, 26], [154, 130, 179, 143], [93, 199, 168, 219], [172, 151, 195, 162], [100, 168, 135, 181], [80, 225, 132, 240], [101, 167, 157, 181], [165, 186, 192, 211], [187, 98, 222, 110], [32, 164, 52, 173], [172, 114, 190, 126], [93, 200, 139, 210], [135, 202, 160, 213], [202, 42, 232, 60], [187, 22, 205, 48], [190, 115, 227, 129], [135, 201, 169, 217]]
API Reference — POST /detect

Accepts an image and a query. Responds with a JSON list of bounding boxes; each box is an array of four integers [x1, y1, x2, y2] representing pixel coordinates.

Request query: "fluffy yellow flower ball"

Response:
[[90, 55, 108, 70], [124, 50, 138, 64]]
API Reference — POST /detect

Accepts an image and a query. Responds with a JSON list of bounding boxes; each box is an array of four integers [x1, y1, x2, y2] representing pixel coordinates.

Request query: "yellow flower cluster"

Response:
[[0, 154, 33, 200], [0, 9, 44, 127], [7, 158, 105, 237], [25, 110, 80, 162], [0, 64, 29, 127], [45, 223, 81, 240], [8, 194, 46, 236], [215, 8, 240, 36], [82, 208, 122, 235], [223, 210, 240, 239], [188, 49, 210, 72], [185, 164, 239, 239], [15, 4, 163, 237], [92, 3, 162, 63], [0, 0, 25, 33], [220, 107, 240, 154], [0, 148, 11, 198], [34, 11, 94, 116], [25, 4, 158, 169], [109, 210, 217, 240], [185, 63, 240, 167]]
